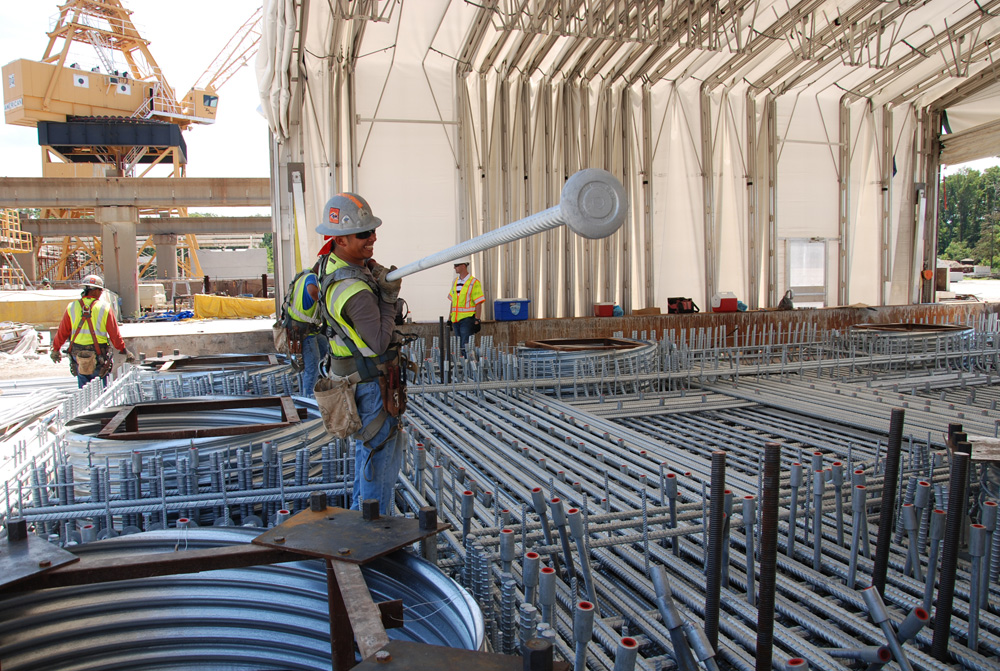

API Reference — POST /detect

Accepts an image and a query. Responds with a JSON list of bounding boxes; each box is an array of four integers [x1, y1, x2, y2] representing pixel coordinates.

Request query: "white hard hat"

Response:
[[453, 256, 471, 266], [315, 193, 382, 236], [80, 274, 105, 289]]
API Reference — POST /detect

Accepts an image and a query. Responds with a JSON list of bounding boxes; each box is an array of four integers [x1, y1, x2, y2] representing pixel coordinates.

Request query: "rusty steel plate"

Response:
[[353, 640, 569, 671], [252, 507, 450, 564], [96, 395, 305, 440], [0, 535, 79, 590]]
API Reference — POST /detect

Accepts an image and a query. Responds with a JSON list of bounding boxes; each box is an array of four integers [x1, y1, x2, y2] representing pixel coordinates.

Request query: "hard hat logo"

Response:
[[81, 274, 105, 290], [316, 192, 382, 237]]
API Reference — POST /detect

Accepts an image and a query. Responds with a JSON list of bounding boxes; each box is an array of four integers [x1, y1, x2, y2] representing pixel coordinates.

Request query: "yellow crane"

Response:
[[1, 0, 262, 284]]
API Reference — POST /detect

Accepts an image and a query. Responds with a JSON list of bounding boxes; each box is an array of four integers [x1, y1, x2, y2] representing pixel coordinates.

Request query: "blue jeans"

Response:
[[300, 335, 329, 398], [76, 372, 107, 388], [351, 378, 401, 515], [453, 316, 475, 356]]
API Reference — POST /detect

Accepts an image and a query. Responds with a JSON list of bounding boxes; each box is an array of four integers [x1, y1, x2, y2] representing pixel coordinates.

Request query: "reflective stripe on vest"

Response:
[[288, 272, 320, 325], [324, 257, 378, 358], [67, 297, 110, 346], [449, 276, 479, 320]]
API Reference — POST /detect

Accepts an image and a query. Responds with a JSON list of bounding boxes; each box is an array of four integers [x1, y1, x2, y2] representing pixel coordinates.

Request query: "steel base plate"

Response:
[[0, 535, 79, 590], [252, 507, 450, 564], [353, 640, 569, 671]]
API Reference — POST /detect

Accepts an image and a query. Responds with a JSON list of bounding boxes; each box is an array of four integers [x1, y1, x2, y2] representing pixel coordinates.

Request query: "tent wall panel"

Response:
[[260, 0, 1000, 318]]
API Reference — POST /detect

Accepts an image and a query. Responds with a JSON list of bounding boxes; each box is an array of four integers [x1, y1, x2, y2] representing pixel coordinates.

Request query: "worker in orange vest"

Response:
[[50, 274, 135, 387]]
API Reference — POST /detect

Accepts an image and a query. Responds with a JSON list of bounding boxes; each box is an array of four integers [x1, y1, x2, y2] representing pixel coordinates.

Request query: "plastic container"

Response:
[[593, 302, 614, 317], [711, 291, 738, 312], [495, 298, 530, 321]]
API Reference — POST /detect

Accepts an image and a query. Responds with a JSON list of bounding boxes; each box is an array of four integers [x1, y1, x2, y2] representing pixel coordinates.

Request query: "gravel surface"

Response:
[[0, 353, 75, 381]]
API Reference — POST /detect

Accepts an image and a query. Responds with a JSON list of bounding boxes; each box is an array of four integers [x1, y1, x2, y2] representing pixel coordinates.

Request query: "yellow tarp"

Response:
[[0, 289, 119, 328], [193, 294, 275, 320]]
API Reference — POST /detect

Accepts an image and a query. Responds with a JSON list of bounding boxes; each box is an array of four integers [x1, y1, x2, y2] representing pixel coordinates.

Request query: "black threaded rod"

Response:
[[931, 449, 970, 661], [872, 408, 905, 596], [704, 450, 727, 651], [756, 442, 782, 671]]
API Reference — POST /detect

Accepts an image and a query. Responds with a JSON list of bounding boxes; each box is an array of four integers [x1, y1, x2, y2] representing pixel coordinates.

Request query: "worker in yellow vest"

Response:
[[279, 264, 328, 397], [50, 274, 135, 387], [315, 193, 406, 515], [447, 256, 485, 356]]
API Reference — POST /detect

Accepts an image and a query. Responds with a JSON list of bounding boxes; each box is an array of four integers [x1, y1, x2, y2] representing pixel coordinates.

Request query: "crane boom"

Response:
[[191, 6, 263, 93]]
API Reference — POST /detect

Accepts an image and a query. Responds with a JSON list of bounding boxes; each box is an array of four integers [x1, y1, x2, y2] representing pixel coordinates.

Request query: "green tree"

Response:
[[942, 240, 972, 261], [939, 168, 986, 251], [972, 213, 1000, 272], [259, 232, 274, 272]]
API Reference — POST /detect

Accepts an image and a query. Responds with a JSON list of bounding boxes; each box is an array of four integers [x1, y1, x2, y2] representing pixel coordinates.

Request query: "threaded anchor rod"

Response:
[[386, 169, 627, 281]]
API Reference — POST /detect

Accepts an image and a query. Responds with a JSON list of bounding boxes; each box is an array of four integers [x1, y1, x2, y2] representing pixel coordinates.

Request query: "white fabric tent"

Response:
[[257, 0, 1000, 320]]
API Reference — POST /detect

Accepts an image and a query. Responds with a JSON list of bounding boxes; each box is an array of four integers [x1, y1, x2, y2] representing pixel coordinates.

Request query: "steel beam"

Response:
[[0, 177, 271, 208], [919, 109, 942, 304], [838, 99, 850, 307], [746, 92, 759, 310], [880, 106, 893, 306], [20, 216, 271, 237], [701, 86, 717, 310], [765, 95, 778, 307]]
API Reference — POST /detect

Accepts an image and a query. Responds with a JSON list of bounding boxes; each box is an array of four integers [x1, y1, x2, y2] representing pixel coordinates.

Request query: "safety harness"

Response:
[[317, 264, 396, 383], [316, 263, 399, 448], [68, 297, 110, 377]]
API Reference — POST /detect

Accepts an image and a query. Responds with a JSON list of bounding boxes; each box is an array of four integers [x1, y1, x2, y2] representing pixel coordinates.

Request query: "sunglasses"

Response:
[[354, 229, 375, 239]]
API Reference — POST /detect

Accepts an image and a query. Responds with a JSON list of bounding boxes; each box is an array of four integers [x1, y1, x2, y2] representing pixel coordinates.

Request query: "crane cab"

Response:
[[181, 87, 219, 124]]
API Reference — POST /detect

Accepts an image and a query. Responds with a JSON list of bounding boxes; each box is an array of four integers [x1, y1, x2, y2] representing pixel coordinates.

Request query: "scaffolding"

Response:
[[0, 209, 34, 289]]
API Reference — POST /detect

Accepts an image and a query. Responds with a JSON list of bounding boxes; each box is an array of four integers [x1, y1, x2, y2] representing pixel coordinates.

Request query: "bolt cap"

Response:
[[560, 169, 628, 239]]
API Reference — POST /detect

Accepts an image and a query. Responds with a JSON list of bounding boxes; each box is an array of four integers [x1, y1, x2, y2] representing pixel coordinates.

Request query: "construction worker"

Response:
[[50, 274, 135, 387], [447, 256, 485, 356], [282, 261, 328, 397], [316, 193, 405, 515], [40, 278, 52, 289]]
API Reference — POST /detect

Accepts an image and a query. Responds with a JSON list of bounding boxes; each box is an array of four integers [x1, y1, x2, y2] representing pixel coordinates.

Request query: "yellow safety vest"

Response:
[[288, 272, 320, 327], [67, 297, 110, 346], [449, 276, 482, 321], [324, 256, 378, 358]]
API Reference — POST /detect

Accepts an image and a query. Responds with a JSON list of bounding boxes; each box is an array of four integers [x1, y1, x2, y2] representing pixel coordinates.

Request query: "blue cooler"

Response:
[[494, 298, 530, 321]]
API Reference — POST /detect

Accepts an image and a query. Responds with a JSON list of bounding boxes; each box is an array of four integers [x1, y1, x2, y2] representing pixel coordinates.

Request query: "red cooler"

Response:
[[711, 292, 738, 312]]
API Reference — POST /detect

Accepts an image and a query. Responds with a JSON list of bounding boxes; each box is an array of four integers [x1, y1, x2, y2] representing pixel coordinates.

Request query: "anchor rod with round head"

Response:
[[384, 168, 627, 282]]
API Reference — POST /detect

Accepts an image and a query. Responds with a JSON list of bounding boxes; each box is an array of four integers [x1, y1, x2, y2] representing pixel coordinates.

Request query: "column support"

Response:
[[98, 206, 139, 316], [765, 94, 778, 306], [880, 105, 894, 306], [700, 85, 716, 310], [151, 234, 178, 280], [838, 97, 851, 306], [746, 92, 759, 309]]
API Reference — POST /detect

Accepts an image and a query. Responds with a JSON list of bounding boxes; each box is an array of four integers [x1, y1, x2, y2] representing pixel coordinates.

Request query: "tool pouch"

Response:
[[74, 350, 97, 376], [379, 361, 407, 418], [315, 374, 363, 439], [271, 321, 287, 353], [98, 352, 113, 378]]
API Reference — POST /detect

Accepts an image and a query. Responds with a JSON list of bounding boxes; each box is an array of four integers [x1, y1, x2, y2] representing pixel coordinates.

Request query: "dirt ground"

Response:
[[0, 353, 75, 382]]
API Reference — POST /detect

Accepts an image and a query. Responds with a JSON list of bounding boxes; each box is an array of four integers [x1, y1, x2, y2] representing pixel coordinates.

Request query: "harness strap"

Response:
[[358, 408, 390, 446], [70, 298, 105, 358]]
